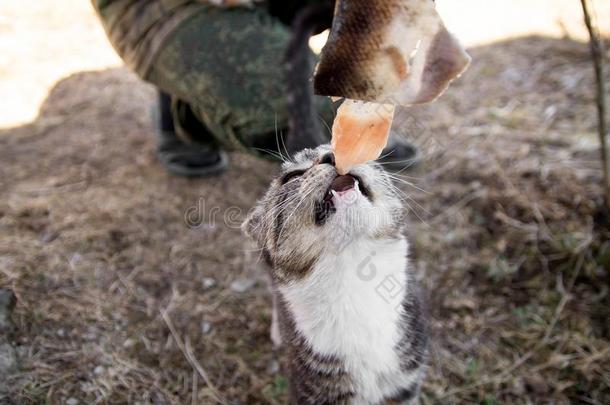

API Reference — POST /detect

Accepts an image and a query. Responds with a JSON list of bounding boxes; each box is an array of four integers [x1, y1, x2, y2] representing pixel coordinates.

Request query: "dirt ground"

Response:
[[1, 1, 610, 405]]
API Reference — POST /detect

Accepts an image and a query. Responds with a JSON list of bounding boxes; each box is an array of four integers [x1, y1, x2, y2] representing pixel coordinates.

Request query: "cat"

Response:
[[241, 5, 428, 403]]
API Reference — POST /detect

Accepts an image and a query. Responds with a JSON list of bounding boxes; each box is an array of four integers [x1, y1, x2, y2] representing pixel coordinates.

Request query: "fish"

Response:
[[332, 100, 395, 175], [313, 0, 471, 106], [315, 0, 470, 174]]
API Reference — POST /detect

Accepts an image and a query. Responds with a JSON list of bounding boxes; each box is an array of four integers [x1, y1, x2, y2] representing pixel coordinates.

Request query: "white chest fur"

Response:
[[279, 237, 410, 402]]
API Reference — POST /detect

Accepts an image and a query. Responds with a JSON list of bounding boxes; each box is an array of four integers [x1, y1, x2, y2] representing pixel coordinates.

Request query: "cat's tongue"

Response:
[[330, 175, 356, 193], [329, 175, 359, 206]]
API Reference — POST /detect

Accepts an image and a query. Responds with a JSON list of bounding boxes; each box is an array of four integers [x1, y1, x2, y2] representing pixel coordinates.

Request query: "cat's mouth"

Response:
[[315, 174, 371, 225]]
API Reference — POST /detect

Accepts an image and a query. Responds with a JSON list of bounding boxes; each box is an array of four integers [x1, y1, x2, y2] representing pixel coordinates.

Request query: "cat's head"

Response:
[[243, 145, 404, 281]]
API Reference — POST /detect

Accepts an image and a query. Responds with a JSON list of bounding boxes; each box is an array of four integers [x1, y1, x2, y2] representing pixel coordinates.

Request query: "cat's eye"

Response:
[[280, 170, 306, 184]]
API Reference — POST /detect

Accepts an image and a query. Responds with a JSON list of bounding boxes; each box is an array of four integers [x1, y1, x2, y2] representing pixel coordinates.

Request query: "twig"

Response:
[[191, 369, 198, 405], [580, 0, 610, 208], [160, 308, 226, 404]]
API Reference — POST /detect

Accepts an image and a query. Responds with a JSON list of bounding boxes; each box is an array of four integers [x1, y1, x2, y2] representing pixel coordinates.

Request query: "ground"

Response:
[[1, 1, 609, 405]]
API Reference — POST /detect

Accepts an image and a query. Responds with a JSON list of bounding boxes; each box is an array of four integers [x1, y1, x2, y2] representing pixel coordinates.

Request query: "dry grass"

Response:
[[1, 2, 610, 405], [397, 36, 610, 404]]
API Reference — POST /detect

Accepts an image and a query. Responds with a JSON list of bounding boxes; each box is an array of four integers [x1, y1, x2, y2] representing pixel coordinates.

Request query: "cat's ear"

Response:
[[242, 205, 266, 246]]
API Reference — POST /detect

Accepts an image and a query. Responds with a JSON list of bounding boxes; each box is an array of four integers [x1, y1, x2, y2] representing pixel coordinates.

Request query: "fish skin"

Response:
[[314, 0, 471, 106], [332, 100, 395, 175]]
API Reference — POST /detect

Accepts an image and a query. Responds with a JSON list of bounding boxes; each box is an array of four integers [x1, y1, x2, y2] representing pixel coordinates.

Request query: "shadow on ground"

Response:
[[0, 36, 608, 404]]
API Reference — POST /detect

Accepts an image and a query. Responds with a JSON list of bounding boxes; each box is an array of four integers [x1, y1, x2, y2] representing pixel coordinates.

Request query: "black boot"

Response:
[[154, 91, 228, 177]]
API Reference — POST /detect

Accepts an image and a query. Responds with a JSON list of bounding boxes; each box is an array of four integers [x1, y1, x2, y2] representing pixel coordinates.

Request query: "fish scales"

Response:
[[314, 0, 470, 106]]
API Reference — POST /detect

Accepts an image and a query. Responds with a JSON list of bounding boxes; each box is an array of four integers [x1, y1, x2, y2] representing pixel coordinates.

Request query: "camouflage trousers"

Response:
[[91, 0, 334, 154]]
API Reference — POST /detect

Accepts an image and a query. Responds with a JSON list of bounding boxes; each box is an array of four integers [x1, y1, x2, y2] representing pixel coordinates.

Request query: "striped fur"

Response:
[[243, 147, 428, 403]]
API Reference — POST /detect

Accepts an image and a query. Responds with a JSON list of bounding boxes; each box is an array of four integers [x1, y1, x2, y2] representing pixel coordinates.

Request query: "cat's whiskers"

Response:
[[276, 183, 319, 242], [250, 147, 287, 162], [249, 191, 305, 235], [379, 178, 429, 224], [374, 165, 423, 181], [274, 114, 295, 164], [375, 158, 419, 168], [265, 192, 309, 228], [384, 173, 429, 194], [376, 148, 397, 161], [319, 115, 333, 139], [249, 182, 317, 236]]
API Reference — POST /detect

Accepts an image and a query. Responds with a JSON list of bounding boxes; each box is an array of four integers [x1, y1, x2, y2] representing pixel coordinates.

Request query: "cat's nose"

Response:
[[319, 152, 335, 166]]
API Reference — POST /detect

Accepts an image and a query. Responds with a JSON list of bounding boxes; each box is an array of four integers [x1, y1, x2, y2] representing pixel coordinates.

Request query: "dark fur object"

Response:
[[283, 2, 335, 153]]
